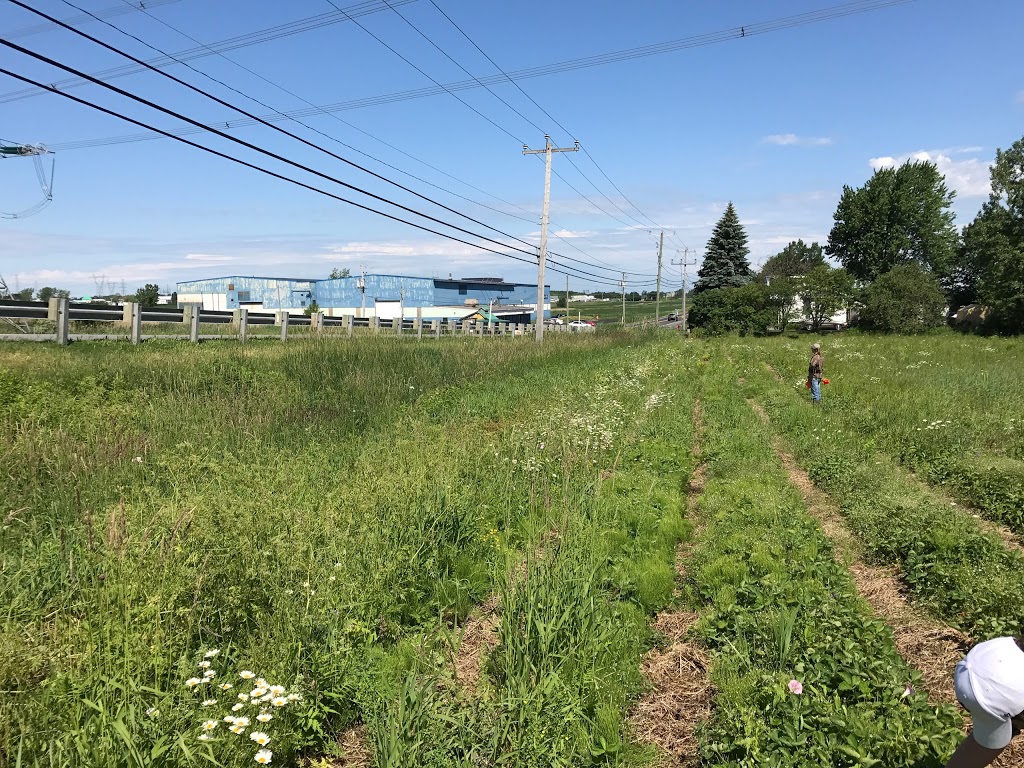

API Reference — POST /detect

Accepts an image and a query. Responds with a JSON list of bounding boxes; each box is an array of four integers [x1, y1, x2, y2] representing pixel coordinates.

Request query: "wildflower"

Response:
[[230, 724, 246, 735], [204, 649, 220, 658], [199, 660, 212, 669], [271, 696, 288, 707], [235, 717, 250, 728], [286, 693, 302, 702], [145, 707, 160, 718], [133, 456, 143, 463], [232, 703, 245, 712], [251, 687, 268, 698], [539, 442, 545, 450], [269, 685, 285, 696], [249, 731, 271, 746], [198, 733, 213, 741], [255, 678, 269, 688], [201, 720, 218, 731], [302, 581, 310, 588], [203, 670, 216, 678], [257, 711, 273, 723], [240, 670, 256, 680], [219, 683, 233, 691], [260, 693, 274, 703], [223, 715, 236, 724], [185, 677, 202, 688], [254, 749, 273, 764], [788, 679, 803, 695], [201, 699, 217, 707], [902, 684, 915, 699]]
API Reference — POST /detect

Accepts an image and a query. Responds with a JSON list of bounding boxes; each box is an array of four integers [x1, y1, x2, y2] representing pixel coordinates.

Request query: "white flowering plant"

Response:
[[175, 650, 305, 766]]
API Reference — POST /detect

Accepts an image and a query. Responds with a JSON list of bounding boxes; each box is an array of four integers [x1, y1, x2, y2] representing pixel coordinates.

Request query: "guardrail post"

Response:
[[344, 314, 354, 337], [129, 302, 142, 344], [235, 308, 248, 343], [279, 311, 289, 342], [55, 296, 69, 345], [371, 315, 380, 335], [190, 306, 200, 342], [415, 307, 423, 340], [47, 296, 60, 322], [477, 321, 484, 337], [313, 311, 325, 334], [487, 321, 495, 336], [122, 302, 133, 327], [431, 319, 440, 338], [393, 316, 401, 336]]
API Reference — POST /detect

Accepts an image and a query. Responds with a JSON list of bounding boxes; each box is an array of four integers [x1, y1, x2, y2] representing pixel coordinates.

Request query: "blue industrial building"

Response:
[[176, 274, 549, 322]]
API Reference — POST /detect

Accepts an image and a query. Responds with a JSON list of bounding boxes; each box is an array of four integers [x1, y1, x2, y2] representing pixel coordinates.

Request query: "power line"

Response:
[[37, 0, 655, 280], [31, 0, 913, 129], [36, 0, 538, 250], [0, 0, 419, 103], [2, 0, 182, 40], [0, 63, 652, 286]]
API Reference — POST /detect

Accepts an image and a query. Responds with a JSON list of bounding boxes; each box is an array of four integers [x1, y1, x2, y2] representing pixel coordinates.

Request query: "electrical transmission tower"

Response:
[[0, 273, 32, 333], [1, 141, 54, 219]]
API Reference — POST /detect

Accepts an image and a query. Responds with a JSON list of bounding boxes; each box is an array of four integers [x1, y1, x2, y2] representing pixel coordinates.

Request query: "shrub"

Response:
[[858, 264, 947, 333]]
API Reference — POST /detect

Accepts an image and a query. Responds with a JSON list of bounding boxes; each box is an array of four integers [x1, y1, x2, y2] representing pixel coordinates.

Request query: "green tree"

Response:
[[694, 202, 752, 293], [303, 300, 320, 317], [36, 287, 69, 302], [826, 160, 957, 282], [758, 239, 825, 283], [688, 284, 780, 336], [13, 287, 34, 301], [801, 265, 854, 330], [858, 264, 947, 333], [957, 136, 1024, 333], [132, 284, 161, 306], [329, 267, 351, 279]]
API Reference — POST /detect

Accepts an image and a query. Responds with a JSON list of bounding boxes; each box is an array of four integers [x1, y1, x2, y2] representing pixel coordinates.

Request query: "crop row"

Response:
[[688, 362, 963, 767], [742, 336, 1024, 534], [730, 343, 1024, 640], [351, 341, 703, 766]]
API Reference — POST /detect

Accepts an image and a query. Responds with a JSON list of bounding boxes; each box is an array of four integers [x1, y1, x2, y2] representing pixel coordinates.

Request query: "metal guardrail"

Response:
[[0, 298, 547, 345]]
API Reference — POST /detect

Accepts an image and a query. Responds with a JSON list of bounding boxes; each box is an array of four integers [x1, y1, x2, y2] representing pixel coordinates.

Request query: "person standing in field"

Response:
[[807, 342, 824, 404], [944, 635, 1024, 767]]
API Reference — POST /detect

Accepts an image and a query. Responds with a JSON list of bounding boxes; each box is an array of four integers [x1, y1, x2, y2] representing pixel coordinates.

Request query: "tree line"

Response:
[[5, 284, 170, 307], [688, 133, 1024, 335]]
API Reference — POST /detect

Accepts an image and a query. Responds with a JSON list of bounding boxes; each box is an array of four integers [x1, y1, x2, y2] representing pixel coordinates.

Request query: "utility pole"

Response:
[[620, 273, 627, 325], [399, 284, 405, 331], [565, 274, 569, 318], [672, 250, 697, 332], [523, 134, 579, 342], [357, 266, 366, 318], [655, 230, 664, 325]]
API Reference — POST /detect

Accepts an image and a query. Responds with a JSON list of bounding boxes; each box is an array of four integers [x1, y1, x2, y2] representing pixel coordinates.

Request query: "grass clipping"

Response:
[[630, 611, 710, 767]]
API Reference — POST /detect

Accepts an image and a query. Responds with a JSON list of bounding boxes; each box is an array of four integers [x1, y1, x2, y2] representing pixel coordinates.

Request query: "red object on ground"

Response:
[[823, 378, 830, 384], [805, 380, 811, 388]]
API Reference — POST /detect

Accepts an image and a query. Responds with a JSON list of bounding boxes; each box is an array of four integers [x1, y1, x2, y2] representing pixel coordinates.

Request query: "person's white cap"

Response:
[[954, 637, 1024, 749], [811, 342, 821, 350]]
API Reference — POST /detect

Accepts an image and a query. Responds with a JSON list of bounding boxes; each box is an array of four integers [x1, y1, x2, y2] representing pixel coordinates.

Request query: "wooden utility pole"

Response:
[[620, 273, 627, 325], [655, 230, 664, 324], [523, 135, 579, 342]]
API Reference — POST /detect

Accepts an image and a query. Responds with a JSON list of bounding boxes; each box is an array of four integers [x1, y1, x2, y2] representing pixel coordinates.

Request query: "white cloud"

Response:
[[761, 134, 833, 147], [184, 253, 240, 262], [868, 148, 992, 197]]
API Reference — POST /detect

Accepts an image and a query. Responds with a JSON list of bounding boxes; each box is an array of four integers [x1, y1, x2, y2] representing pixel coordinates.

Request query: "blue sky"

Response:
[[1, 0, 1021, 296]]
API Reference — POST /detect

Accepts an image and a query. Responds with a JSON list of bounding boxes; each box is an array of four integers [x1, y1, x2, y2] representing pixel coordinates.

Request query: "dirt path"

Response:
[[746, 398, 1023, 768], [630, 400, 711, 767]]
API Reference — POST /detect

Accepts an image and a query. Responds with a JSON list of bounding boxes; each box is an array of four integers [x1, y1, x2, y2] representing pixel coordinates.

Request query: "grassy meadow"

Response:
[[2, 331, 1023, 767]]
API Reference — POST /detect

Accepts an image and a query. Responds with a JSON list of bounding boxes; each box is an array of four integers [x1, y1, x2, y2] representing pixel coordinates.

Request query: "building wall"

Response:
[[177, 275, 550, 318]]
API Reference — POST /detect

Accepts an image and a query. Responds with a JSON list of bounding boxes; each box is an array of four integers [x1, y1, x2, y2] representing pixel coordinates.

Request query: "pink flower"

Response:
[[788, 679, 803, 695], [902, 684, 915, 699]]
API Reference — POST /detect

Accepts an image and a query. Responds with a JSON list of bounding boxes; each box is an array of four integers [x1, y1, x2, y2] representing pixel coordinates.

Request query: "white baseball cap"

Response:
[[954, 637, 1024, 749]]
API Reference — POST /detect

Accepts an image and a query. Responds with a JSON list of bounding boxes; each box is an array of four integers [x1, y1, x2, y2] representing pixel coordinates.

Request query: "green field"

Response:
[[3, 332, 1022, 767], [559, 300, 678, 325]]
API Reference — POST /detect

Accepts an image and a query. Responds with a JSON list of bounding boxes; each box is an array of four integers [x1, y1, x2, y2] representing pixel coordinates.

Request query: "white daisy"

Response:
[[256, 712, 273, 723], [219, 683, 233, 691], [239, 670, 256, 680], [268, 685, 285, 696], [232, 703, 245, 712], [254, 749, 273, 764], [185, 678, 202, 688], [201, 699, 217, 707], [201, 720, 218, 731], [204, 649, 220, 658], [199, 660, 212, 669], [271, 697, 287, 708], [249, 731, 271, 746]]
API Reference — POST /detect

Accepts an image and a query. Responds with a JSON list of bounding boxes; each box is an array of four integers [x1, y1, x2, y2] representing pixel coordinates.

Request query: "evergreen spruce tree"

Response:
[[694, 202, 752, 293]]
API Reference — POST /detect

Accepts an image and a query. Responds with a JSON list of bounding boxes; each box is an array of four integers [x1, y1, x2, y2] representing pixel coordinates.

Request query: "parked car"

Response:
[[568, 320, 594, 331], [667, 311, 679, 322], [545, 316, 564, 325]]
